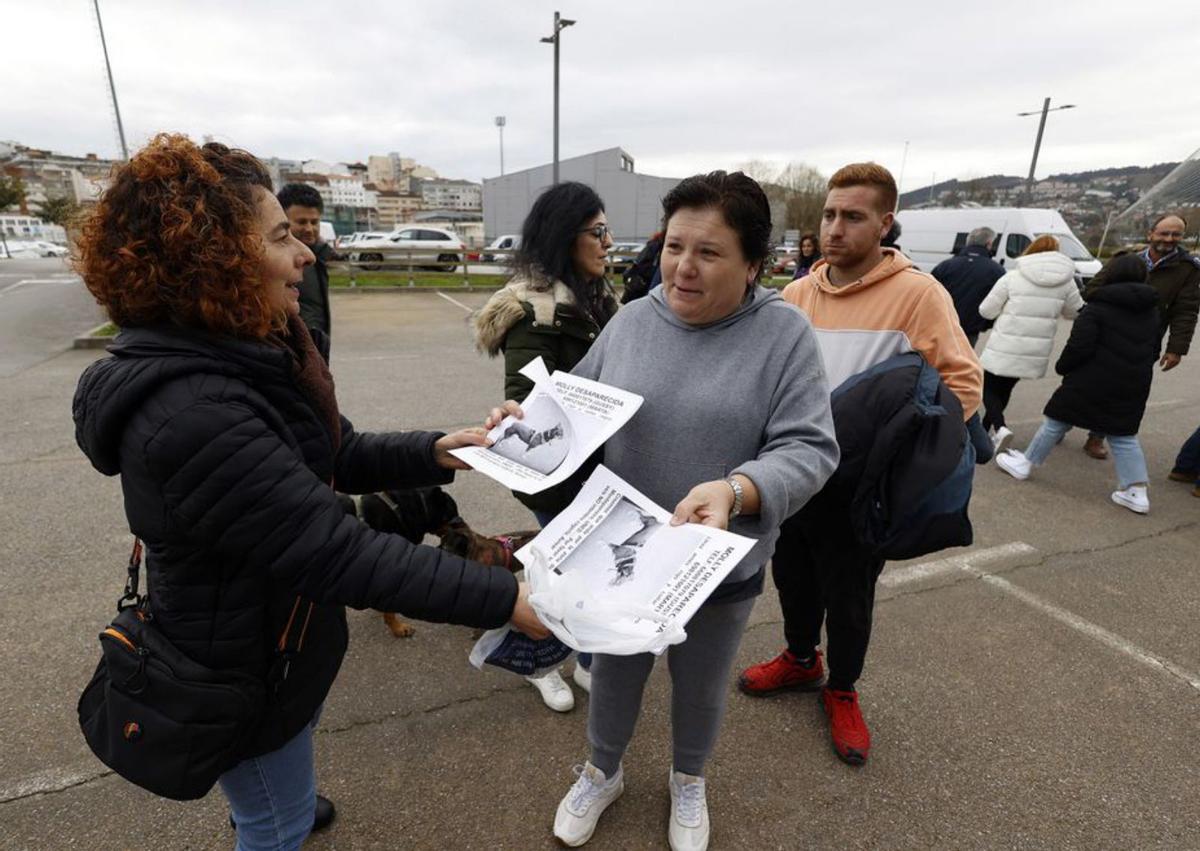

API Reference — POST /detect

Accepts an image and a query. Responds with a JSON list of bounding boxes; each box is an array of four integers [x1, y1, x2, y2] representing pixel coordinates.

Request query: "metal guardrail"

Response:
[[329, 245, 645, 287]]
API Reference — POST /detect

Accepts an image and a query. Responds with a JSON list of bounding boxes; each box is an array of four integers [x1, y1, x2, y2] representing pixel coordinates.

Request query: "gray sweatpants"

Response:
[[587, 597, 755, 777]]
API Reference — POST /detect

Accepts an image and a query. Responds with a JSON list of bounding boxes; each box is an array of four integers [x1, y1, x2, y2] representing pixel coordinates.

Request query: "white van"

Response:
[[319, 221, 336, 245], [896, 207, 1102, 287]]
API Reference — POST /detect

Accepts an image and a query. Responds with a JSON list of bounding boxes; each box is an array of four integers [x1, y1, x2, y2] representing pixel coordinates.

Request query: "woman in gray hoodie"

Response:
[[489, 171, 839, 850]]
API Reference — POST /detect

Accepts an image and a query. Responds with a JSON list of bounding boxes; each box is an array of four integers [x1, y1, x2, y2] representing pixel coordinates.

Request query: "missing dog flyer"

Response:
[[450, 357, 643, 494], [512, 465, 757, 656]]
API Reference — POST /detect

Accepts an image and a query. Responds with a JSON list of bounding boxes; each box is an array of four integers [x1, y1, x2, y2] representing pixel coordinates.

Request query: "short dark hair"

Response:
[[514, 181, 606, 318], [660, 171, 772, 281], [277, 182, 324, 214], [1102, 252, 1148, 285]]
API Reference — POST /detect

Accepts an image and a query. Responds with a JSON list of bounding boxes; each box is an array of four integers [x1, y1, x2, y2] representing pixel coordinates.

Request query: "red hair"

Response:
[[74, 133, 279, 337], [828, 162, 898, 214], [1022, 235, 1059, 255]]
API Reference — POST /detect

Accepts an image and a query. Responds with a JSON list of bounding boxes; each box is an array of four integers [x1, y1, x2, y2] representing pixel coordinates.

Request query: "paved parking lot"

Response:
[[1, 284, 1197, 849]]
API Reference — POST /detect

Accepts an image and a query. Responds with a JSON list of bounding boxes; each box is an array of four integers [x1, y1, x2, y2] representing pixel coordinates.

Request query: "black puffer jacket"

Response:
[[73, 324, 518, 757], [1044, 282, 1160, 436]]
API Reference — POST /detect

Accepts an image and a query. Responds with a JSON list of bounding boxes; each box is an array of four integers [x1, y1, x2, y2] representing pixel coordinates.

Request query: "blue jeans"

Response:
[[1024, 418, 1149, 489], [534, 509, 591, 672], [220, 708, 321, 851], [1173, 425, 1200, 481]]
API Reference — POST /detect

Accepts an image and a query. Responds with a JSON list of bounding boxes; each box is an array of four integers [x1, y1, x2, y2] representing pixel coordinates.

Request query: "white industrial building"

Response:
[[483, 147, 679, 241]]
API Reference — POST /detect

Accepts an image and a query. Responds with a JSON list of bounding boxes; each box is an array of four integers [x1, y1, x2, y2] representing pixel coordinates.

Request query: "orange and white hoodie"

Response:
[[782, 249, 982, 419]]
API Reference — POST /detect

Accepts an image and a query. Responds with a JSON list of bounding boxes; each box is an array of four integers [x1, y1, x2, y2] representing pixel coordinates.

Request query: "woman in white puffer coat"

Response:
[[977, 235, 1084, 450]]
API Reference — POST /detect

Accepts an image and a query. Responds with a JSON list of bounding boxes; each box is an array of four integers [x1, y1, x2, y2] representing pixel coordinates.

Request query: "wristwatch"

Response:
[[725, 477, 744, 519]]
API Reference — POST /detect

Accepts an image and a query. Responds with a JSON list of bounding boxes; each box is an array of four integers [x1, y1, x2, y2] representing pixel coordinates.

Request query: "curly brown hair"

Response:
[[75, 133, 279, 337]]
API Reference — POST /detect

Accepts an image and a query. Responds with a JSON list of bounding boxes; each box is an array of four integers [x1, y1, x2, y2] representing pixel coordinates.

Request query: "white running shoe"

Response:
[[527, 668, 574, 712], [668, 769, 710, 851], [553, 762, 624, 847], [995, 449, 1032, 481], [1111, 485, 1150, 514], [572, 662, 592, 694], [992, 426, 1014, 454]]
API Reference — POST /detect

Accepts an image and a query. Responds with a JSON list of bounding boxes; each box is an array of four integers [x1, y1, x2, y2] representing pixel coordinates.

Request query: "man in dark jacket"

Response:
[[1080, 213, 1200, 458], [278, 183, 334, 340], [932, 227, 1005, 347]]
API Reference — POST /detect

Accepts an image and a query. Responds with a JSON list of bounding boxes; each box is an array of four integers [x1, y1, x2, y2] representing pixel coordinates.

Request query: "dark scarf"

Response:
[[274, 313, 341, 452]]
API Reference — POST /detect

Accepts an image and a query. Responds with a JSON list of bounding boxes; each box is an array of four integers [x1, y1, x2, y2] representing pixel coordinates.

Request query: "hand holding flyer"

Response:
[[450, 357, 643, 494], [510, 466, 757, 656]]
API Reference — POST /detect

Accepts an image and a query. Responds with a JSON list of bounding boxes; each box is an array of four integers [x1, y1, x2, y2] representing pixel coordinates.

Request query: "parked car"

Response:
[[31, 240, 69, 257], [351, 225, 465, 272], [0, 240, 41, 259], [896, 207, 1102, 288], [608, 241, 644, 274], [482, 234, 521, 263], [770, 245, 799, 275]]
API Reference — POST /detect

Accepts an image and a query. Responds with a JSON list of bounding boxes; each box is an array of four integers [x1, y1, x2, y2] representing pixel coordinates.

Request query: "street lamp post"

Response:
[[540, 11, 575, 185], [495, 116, 506, 176], [1018, 98, 1076, 205]]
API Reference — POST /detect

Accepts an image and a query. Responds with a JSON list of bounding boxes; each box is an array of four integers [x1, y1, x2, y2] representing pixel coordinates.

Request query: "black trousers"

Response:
[[981, 371, 1020, 432], [771, 493, 886, 692]]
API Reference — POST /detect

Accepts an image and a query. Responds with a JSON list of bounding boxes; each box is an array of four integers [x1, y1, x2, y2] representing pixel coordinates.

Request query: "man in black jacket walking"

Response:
[[278, 183, 334, 341], [932, 227, 1005, 347]]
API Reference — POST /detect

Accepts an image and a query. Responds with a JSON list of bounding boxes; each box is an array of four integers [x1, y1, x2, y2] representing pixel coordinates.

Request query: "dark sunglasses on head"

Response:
[[578, 224, 612, 241]]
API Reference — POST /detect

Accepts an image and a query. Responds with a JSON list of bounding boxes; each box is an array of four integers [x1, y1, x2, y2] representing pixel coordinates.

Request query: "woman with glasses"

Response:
[[473, 181, 619, 709]]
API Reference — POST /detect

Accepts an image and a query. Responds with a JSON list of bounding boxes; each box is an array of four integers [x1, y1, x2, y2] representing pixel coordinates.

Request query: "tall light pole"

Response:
[[540, 11, 575, 185], [1018, 98, 1075, 205], [92, 0, 128, 161], [494, 116, 506, 176]]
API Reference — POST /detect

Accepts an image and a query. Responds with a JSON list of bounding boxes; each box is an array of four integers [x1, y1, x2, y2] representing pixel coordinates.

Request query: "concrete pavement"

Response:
[[0, 289, 1197, 849]]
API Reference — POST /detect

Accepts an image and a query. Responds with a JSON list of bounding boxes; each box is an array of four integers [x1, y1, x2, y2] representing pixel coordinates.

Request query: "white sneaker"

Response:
[[572, 662, 592, 694], [995, 449, 1031, 481], [1111, 485, 1150, 514], [668, 769, 710, 851], [553, 762, 624, 847], [527, 668, 574, 712], [992, 426, 1014, 453]]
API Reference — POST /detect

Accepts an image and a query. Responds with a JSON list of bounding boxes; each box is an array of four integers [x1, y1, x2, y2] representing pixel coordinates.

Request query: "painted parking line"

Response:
[[880, 541, 1038, 588], [435, 291, 474, 313], [0, 279, 77, 298], [884, 540, 1200, 693]]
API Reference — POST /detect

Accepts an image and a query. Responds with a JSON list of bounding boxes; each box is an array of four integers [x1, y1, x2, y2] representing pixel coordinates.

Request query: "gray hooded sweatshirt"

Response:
[[573, 284, 839, 589]]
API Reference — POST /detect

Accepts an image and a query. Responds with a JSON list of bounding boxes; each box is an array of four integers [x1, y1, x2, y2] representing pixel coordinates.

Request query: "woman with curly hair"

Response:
[[72, 134, 546, 850]]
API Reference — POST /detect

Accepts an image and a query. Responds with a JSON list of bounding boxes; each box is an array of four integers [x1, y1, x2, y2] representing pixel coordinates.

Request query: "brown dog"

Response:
[[357, 487, 538, 638]]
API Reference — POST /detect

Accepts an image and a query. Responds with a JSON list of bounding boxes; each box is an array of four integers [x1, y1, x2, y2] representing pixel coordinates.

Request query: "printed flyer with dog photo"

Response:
[[450, 357, 643, 494], [513, 465, 757, 655]]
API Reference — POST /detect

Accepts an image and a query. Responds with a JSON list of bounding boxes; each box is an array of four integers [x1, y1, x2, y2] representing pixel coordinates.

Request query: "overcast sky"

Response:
[[7, 0, 1199, 192]]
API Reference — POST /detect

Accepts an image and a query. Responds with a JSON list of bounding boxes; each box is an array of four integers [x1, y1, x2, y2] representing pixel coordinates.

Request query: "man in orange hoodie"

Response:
[[738, 163, 982, 766]]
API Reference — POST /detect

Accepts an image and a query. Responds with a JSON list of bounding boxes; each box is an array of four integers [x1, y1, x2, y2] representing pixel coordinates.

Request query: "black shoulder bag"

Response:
[[78, 539, 313, 801]]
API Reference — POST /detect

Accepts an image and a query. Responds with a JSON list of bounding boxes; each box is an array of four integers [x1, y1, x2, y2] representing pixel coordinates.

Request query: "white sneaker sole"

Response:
[[993, 428, 1014, 453], [995, 454, 1029, 481], [1111, 493, 1149, 514], [554, 780, 624, 847]]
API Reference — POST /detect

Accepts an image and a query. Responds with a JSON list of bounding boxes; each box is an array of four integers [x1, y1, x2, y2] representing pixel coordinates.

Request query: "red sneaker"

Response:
[[737, 649, 825, 695], [822, 687, 870, 766]]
